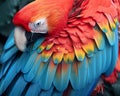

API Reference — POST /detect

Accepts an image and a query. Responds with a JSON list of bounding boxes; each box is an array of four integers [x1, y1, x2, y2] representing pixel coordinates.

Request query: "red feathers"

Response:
[[13, 0, 74, 33]]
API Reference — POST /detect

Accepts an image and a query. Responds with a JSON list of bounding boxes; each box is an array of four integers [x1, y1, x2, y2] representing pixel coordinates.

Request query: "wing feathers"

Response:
[[0, 0, 119, 95], [4, 31, 15, 50], [37, 61, 57, 90], [25, 84, 41, 96], [22, 52, 38, 73], [0, 61, 19, 94], [53, 62, 71, 91], [9, 76, 27, 96]]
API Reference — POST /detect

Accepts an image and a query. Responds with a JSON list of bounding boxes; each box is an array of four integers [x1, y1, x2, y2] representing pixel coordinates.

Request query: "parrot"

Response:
[[0, 0, 119, 96]]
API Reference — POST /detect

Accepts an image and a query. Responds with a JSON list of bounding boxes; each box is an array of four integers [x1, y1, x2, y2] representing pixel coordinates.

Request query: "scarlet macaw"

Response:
[[0, 0, 119, 96]]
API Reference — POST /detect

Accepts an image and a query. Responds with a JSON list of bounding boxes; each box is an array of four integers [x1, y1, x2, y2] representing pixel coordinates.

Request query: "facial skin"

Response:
[[28, 18, 48, 34]]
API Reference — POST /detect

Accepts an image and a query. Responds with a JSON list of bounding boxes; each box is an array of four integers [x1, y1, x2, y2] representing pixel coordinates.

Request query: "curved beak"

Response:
[[14, 26, 47, 52], [14, 26, 27, 52]]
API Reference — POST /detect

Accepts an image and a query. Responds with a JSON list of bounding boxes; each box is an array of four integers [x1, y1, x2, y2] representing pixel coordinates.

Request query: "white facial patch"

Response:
[[28, 18, 48, 33], [14, 26, 27, 51]]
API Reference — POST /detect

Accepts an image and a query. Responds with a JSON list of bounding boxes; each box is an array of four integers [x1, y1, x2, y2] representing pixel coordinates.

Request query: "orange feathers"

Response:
[[13, 0, 74, 33]]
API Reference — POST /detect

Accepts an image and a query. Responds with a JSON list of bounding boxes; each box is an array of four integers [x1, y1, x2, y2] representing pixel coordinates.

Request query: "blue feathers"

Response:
[[25, 84, 41, 96], [0, 31, 18, 64], [33, 37, 45, 51], [53, 62, 71, 91], [0, 15, 119, 96], [0, 60, 19, 94], [105, 28, 119, 75], [22, 52, 38, 74], [0, 46, 18, 63], [0, 28, 119, 96], [4, 31, 15, 50], [9, 76, 27, 96]]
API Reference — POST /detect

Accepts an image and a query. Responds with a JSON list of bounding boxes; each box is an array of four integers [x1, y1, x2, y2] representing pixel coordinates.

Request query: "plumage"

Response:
[[0, 0, 119, 96], [9, 76, 27, 96], [4, 31, 15, 50], [22, 52, 38, 74], [25, 83, 41, 96]]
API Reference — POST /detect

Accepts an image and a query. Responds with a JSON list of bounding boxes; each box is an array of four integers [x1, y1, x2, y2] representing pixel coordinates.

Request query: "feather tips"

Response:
[[53, 62, 71, 91], [53, 52, 63, 64], [64, 52, 74, 64], [0, 0, 119, 95]]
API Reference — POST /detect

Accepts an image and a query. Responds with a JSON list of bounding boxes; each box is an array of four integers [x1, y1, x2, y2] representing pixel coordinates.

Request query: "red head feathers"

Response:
[[13, 0, 74, 34]]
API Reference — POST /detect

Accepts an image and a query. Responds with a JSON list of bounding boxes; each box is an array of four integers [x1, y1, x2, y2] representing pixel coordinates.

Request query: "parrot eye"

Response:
[[28, 18, 48, 33], [36, 22, 40, 26], [34, 21, 41, 28]]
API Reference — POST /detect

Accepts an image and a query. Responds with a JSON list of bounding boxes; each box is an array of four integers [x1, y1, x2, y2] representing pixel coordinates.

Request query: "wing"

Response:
[[0, 0, 119, 96]]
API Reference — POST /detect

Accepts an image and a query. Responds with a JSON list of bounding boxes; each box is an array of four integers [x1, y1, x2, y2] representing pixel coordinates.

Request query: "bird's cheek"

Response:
[[14, 26, 27, 52]]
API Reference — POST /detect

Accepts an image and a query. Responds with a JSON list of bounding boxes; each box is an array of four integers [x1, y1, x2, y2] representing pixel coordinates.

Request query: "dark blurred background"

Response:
[[0, 0, 33, 54], [0, 0, 120, 96]]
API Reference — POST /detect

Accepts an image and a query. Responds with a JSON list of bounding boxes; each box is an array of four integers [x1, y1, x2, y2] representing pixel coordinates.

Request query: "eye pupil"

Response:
[[35, 22, 41, 27], [37, 22, 40, 25]]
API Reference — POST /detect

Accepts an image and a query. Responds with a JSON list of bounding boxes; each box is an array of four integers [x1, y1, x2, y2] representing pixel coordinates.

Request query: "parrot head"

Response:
[[13, 0, 74, 51]]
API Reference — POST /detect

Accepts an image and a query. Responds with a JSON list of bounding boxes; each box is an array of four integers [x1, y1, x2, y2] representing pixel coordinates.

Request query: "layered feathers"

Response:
[[0, 0, 119, 96]]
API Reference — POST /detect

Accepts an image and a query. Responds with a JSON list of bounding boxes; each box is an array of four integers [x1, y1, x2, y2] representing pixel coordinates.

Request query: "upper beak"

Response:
[[14, 26, 27, 52], [14, 26, 47, 52]]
